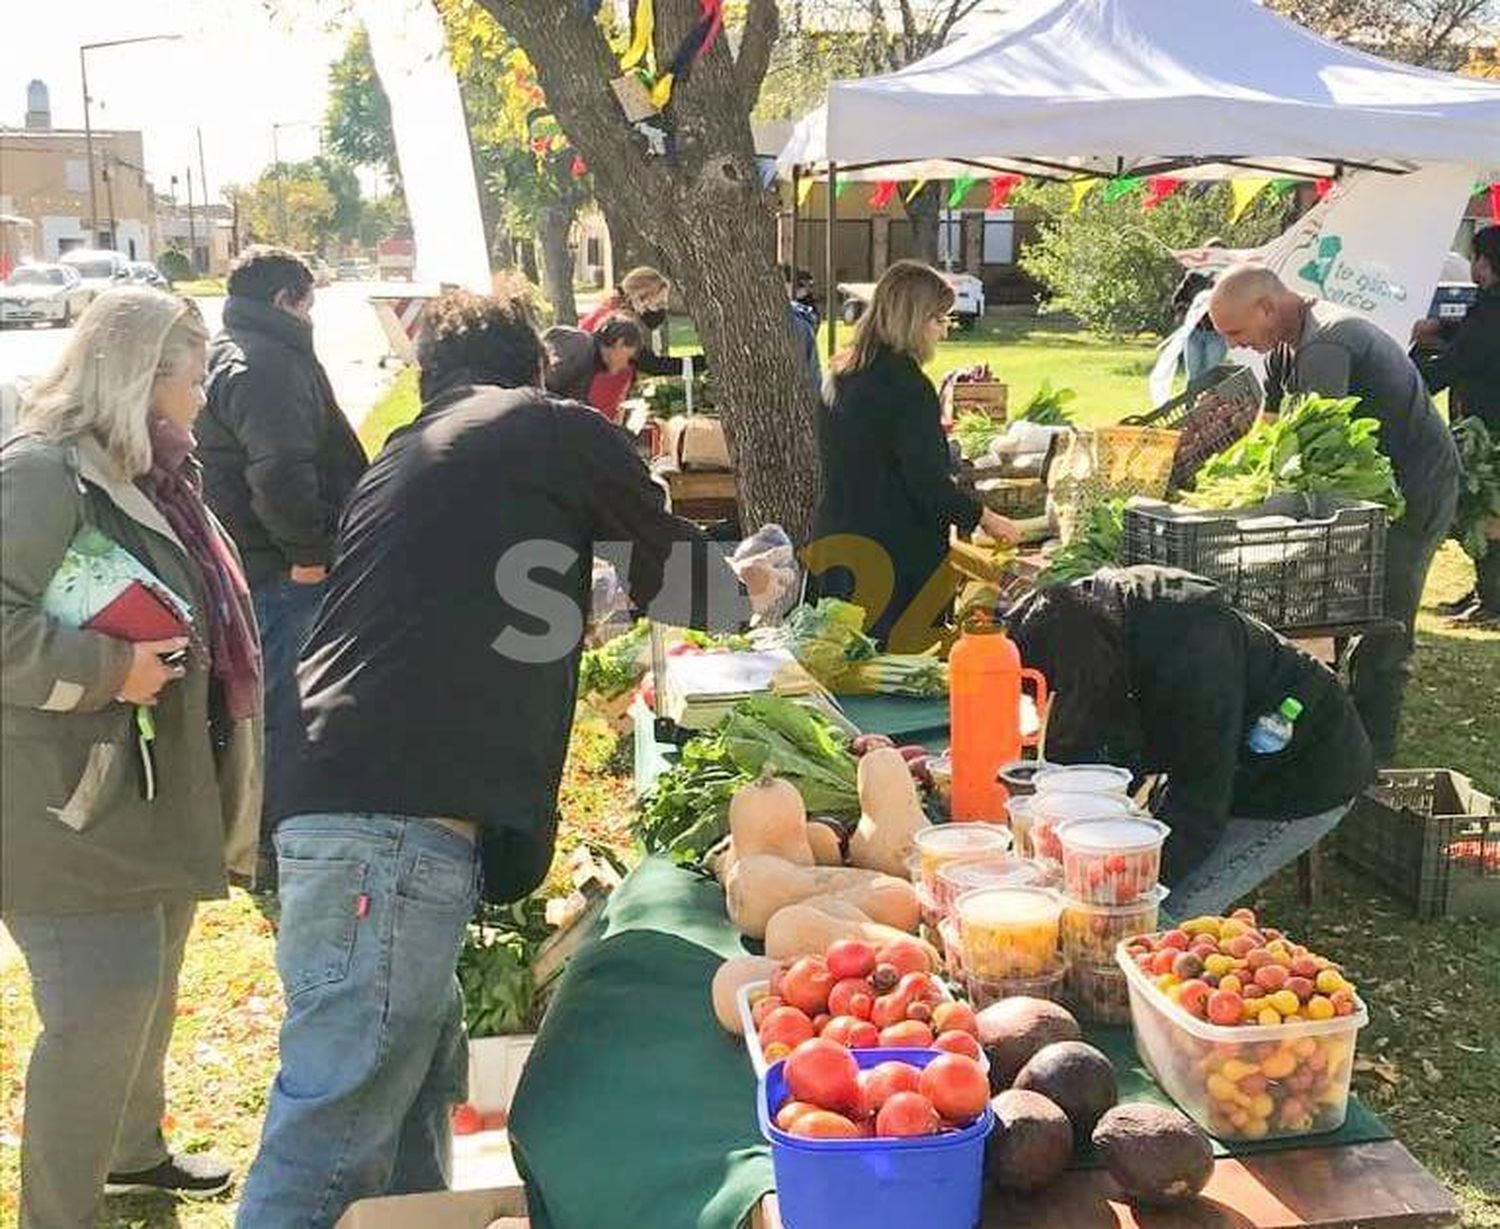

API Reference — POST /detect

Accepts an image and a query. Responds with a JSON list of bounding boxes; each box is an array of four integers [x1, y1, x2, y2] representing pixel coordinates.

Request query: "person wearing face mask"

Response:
[[196, 247, 367, 866], [579, 265, 702, 377], [542, 312, 646, 422]]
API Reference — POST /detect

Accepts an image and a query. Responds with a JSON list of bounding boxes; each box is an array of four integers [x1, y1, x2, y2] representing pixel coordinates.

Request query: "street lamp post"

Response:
[[79, 34, 182, 250]]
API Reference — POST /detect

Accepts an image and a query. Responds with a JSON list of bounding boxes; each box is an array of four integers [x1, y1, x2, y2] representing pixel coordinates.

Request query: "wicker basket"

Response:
[[1049, 426, 1179, 545], [1335, 769, 1499, 919]]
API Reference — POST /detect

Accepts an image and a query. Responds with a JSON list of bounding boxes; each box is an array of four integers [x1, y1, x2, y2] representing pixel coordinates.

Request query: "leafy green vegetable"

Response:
[[1040, 497, 1127, 584], [1187, 394, 1404, 519], [954, 410, 1004, 460], [1453, 418, 1500, 561], [634, 695, 860, 865], [1016, 380, 1077, 426], [578, 620, 752, 700], [782, 599, 947, 696], [457, 897, 551, 1038]]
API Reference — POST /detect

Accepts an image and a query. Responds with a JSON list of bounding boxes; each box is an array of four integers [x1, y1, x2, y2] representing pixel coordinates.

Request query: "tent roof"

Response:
[[778, 0, 1500, 179]]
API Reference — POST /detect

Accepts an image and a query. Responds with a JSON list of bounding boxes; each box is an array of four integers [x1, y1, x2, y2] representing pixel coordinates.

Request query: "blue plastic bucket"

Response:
[[758, 1048, 992, 1229]]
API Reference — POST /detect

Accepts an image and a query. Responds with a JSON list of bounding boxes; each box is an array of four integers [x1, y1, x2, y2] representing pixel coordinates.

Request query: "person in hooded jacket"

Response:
[[1008, 565, 1374, 917]]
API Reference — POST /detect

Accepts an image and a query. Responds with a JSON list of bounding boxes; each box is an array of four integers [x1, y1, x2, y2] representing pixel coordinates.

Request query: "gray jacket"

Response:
[[1, 433, 262, 916]]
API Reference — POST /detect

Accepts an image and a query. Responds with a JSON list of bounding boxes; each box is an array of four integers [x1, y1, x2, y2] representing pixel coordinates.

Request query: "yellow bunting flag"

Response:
[[1069, 178, 1101, 213], [648, 72, 675, 109], [905, 179, 929, 204], [796, 176, 816, 207], [1230, 177, 1273, 223], [620, 0, 655, 71]]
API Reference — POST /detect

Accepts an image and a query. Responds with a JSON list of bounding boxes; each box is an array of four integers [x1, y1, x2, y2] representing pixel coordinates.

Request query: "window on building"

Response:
[[938, 210, 963, 265], [982, 210, 1016, 266]]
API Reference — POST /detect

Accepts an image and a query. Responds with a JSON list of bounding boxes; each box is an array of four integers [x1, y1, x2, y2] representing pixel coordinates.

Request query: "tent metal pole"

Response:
[[791, 164, 801, 278], [827, 160, 838, 360]]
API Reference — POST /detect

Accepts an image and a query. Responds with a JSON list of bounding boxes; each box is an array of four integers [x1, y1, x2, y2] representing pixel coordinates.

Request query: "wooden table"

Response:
[[753, 1140, 1458, 1229]]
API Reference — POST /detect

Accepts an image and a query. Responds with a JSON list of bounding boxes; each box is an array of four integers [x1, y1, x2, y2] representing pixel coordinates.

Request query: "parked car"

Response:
[[0, 263, 93, 328], [336, 258, 367, 281], [126, 261, 169, 289], [300, 253, 334, 287], [59, 248, 131, 299]]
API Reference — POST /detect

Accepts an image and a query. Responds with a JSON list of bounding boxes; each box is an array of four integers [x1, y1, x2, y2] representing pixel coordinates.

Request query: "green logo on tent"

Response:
[[1299, 235, 1343, 290]]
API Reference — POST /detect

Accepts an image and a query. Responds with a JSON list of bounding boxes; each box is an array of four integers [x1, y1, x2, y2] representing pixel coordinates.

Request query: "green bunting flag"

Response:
[[947, 176, 978, 207]]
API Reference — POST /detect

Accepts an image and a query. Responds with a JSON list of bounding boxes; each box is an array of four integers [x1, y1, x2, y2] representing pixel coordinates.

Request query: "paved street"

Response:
[[0, 280, 399, 430]]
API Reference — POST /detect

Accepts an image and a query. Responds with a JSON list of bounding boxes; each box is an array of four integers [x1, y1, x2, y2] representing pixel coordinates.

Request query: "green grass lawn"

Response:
[[2, 321, 1495, 1228], [175, 277, 228, 298]]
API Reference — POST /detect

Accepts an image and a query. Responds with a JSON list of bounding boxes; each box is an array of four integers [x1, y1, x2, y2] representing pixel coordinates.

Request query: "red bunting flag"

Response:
[[986, 174, 1023, 210], [1315, 178, 1335, 200], [869, 180, 898, 210], [1142, 177, 1183, 209], [1490, 182, 1500, 224], [571, 155, 588, 179]]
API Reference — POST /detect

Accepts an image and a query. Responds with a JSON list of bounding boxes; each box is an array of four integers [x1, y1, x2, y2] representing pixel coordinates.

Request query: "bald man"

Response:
[[1209, 265, 1460, 763]]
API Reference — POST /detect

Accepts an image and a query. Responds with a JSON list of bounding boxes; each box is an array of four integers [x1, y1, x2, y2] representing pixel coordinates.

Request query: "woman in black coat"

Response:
[[1008, 566, 1374, 916], [812, 261, 1017, 647]]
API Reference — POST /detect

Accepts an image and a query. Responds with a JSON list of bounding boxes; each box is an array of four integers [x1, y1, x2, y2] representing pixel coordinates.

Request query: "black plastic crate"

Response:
[[1122, 493, 1387, 631], [1335, 769, 1500, 919]]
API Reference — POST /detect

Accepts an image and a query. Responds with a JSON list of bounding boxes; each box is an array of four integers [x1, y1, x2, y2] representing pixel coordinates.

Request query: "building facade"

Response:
[[156, 200, 235, 275], [0, 81, 157, 262]]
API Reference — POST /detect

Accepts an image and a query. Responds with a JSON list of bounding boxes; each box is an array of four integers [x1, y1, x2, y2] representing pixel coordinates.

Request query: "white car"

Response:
[[837, 269, 987, 330], [0, 264, 93, 328], [60, 248, 131, 300]]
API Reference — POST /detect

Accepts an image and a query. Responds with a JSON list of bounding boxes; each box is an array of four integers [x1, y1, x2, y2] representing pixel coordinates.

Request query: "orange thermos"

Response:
[[948, 614, 1048, 822]]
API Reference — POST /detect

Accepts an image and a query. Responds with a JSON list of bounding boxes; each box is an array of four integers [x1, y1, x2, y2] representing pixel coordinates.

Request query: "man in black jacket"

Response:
[[237, 290, 770, 1225], [197, 247, 368, 833]]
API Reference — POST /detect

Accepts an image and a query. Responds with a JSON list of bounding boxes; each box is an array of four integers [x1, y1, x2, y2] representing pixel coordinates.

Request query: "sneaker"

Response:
[[104, 1152, 233, 1199], [1451, 603, 1500, 629], [1436, 590, 1479, 617]]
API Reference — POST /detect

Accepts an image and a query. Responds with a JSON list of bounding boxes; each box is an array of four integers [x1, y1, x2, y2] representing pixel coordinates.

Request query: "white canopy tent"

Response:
[[779, 0, 1500, 180]]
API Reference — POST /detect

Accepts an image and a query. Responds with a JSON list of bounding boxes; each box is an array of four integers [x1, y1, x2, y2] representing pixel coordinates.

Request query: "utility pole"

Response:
[[197, 126, 211, 269], [272, 124, 288, 244], [186, 166, 198, 273], [102, 156, 118, 251]]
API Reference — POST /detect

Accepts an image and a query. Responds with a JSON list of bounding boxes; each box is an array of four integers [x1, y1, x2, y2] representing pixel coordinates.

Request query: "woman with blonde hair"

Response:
[[579, 264, 698, 377], [1, 286, 262, 1221], [812, 260, 1018, 646]]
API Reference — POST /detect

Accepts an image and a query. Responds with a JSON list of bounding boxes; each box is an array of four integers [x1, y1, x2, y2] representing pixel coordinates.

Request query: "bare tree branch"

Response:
[[737, 0, 781, 108], [936, 0, 987, 43]]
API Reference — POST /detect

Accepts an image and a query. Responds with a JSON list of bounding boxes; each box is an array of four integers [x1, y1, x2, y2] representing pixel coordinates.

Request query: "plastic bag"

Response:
[[728, 523, 800, 625]]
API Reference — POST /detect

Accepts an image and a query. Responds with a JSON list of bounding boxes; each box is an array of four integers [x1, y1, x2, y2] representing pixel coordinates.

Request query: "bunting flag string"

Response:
[[1102, 175, 1145, 203], [620, 0, 655, 71], [796, 176, 816, 207], [1229, 177, 1273, 223], [1069, 178, 1102, 213], [1490, 182, 1500, 224], [986, 174, 1023, 211], [869, 180, 898, 210], [1315, 178, 1335, 200], [652, 0, 726, 108], [1268, 178, 1299, 200], [1142, 177, 1182, 209], [834, 179, 852, 199], [947, 176, 978, 208], [904, 179, 929, 204]]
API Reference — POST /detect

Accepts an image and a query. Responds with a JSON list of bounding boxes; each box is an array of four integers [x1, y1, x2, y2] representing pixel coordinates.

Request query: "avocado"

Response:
[[1092, 1103, 1214, 1205], [985, 1089, 1074, 1192], [975, 997, 1082, 1091], [1012, 1040, 1118, 1141]]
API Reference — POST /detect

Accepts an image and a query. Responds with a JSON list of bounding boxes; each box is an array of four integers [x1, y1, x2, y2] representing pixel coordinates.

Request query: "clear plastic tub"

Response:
[[1034, 764, 1134, 797], [954, 886, 1063, 979], [915, 825, 1013, 896], [1065, 962, 1132, 1025], [1058, 816, 1170, 905], [928, 752, 953, 809], [997, 760, 1042, 798], [1115, 942, 1369, 1141], [1005, 795, 1036, 857], [964, 966, 1068, 1011], [1029, 792, 1139, 863], [1060, 885, 1170, 966], [935, 856, 1048, 918]]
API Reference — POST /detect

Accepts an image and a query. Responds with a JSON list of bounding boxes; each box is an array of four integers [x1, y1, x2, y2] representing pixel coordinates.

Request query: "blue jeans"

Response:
[[252, 578, 326, 831], [1165, 805, 1349, 919], [1183, 328, 1228, 383], [237, 814, 481, 1229]]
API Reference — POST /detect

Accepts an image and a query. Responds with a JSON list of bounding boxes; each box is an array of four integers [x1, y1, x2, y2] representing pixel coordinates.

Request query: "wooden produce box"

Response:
[[948, 379, 1009, 418]]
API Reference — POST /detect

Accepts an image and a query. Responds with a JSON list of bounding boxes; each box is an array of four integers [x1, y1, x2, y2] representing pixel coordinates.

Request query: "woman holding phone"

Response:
[[1, 287, 263, 1221]]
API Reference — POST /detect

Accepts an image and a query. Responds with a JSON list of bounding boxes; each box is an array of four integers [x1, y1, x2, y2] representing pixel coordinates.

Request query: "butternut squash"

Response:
[[724, 853, 921, 940], [849, 746, 931, 877], [763, 898, 940, 963], [711, 955, 781, 1034], [806, 819, 845, 867], [728, 769, 814, 865]]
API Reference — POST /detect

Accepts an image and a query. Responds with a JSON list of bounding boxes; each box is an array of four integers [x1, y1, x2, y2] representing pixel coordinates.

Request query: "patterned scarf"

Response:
[[138, 414, 262, 721]]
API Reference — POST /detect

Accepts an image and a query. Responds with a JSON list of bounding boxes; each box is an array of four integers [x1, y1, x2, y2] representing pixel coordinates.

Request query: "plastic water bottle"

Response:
[[1247, 697, 1304, 754]]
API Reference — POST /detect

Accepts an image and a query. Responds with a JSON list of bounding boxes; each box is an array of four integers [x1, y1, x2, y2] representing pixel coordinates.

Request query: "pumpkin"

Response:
[[848, 746, 930, 877], [711, 955, 781, 1034], [724, 854, 921, 940], [729, 769, 815, 865], [764, 898, 941, 963], [806, 819, 846, 867]]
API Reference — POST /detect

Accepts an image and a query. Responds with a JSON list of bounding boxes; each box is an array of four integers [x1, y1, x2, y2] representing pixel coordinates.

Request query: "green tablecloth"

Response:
[[835, 694, 952, 747], [508, 857, 1389, 1229]]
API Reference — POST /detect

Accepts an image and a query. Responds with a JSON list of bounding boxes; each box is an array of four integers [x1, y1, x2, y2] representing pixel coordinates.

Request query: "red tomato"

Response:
[[933, 1030, 984, 1061], [775, 1100, 820, 1132], [870, 993, 912, 1030], [896, 972, 945, 1005], [930, 1001, 979, 1038], [789, 1110, 862, 1139], [859, 1061, 923, 1115], [821, 1016, 880, 1049], [876, 938, 933, 977], [879, 1020, 934, 1048], [759, 1006, 815, 1053], [828, 977, 876, 1019], [785, 1039, 862, 1115], [781, 958, 835, 1017], [876, 1091, 942, 1138], [918, 1054, 989, 1125], [451, 1104, 482, 1136], [751, 994, 785, 1030], [825, 940, 877, 982]]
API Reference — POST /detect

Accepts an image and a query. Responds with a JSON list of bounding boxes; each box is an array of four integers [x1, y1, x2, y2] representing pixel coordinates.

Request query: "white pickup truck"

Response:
[[837, 269, 986, 329]]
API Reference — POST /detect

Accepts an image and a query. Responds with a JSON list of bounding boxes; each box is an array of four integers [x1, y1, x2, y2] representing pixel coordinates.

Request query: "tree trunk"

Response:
[[480, 0, 820, 540], [904, 181, 943, 266], [600, 195, 669, 285], [537, 204, 579, 325], [490, 217, 516, 270], [518, 239, 539, 284]]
